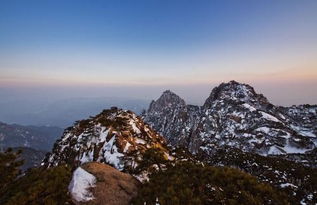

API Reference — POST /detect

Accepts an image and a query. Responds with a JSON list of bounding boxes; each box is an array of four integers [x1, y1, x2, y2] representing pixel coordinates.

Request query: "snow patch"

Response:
[[291, 125, 316, 138], [268, 146, 284, 155], [102, 135, 124, 170], [129, 120, 141, 134], [256, 127, 271, 133], [99, 127, 109, 142], [79, 150, 94, 163], [124, 142, 132, 152], [248, 137, 264, 144], [259, 111, 280, 122], [280, 183, 298, 189], [135, 138, 146, 144], [69, 167, 96, 202], [242, 103, 256, 112], [283, 143, 310, 154]]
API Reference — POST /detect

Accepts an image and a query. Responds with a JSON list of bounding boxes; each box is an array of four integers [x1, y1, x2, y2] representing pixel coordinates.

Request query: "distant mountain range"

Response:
[[0, 122, 63, 170], [0, 122, 63, 151], [2, 81, 317, 169]]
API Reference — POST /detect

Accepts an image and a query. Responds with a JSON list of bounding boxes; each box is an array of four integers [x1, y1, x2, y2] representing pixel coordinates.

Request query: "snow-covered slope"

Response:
[[143, 81, 317, 156], [44, 107, 169, 170]]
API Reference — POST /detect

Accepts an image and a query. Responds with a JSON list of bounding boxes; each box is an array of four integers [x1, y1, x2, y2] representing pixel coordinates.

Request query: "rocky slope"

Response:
[[0, 122, 63, 151], [143, 81, 317, 156], [201, 147, 317, 205], [44, 107, 170, 170]]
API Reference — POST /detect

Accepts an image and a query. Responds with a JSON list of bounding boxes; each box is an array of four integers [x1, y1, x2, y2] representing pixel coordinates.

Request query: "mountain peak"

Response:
[[203, 81, 269, 108], [143, 90, 191, 145], [162, 89, 174, 95], [161, 90, 183, 100], [147, 90, 186, 113], [143, 81, 317, 157], [44, 108, 168, 170], [228, 80, 242, 85]]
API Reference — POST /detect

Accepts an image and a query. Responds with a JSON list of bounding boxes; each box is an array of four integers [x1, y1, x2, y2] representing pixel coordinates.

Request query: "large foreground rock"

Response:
[[71, 162, 140, 205]]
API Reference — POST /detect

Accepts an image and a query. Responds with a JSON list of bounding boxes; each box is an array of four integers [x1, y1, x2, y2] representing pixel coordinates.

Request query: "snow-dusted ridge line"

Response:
[[143, 80, 317, 156]]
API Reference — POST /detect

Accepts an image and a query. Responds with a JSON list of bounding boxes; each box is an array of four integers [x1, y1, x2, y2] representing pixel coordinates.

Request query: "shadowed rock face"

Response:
[[143, 81, 317, 156], [144, 90, 196, 146], [71, 162, 140, 205]]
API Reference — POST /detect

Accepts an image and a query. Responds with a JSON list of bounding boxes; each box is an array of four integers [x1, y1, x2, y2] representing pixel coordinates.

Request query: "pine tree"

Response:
[[132, 161, 290, 205], [0, 148, 24, 195]]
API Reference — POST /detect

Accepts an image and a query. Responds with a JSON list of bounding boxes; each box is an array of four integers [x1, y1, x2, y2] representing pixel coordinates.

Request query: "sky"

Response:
[[0, 0, 317, 106]]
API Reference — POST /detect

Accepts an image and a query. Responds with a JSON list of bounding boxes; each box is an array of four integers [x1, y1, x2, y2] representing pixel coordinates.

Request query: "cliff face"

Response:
[[143, 90, 200, 147]]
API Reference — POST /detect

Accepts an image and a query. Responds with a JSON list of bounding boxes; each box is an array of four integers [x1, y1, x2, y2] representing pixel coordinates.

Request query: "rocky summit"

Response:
[[143, 80, 317, 156], [44, 107, 169, 170]]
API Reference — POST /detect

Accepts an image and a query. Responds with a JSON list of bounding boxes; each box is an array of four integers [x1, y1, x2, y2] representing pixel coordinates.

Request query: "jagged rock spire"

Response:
[[148, 90, 186, 113]]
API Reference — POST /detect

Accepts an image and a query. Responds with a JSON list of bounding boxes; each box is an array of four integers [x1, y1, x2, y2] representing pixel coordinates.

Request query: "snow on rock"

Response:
[[102, 135, 124, 170], [129, 119, 141, 134], [124, 142, 132, 152], [291, 125, 316, 138], [268, 146, 284, 155], [280, 183, 298, 189], [143, 80, 317, 157], [242, 103, 257, 112], [283, 143, 310, 154], [255, 127, 271, 134], [259, 111, 281, 123], [135, 138, 146, 144], [69, 167, 96, 202], [80, 150, 94, 163], [99, 127, 109, 142]]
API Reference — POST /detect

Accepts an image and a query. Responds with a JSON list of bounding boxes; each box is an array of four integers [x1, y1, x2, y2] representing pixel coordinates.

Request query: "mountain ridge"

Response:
[[143, 81, 317, 156], [3, 82, 316, 205], [0, 121, 63, 151]]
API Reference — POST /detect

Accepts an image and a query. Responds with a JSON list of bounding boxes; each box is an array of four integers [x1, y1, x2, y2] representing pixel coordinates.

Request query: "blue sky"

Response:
[[0, 0, 317, 105]]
